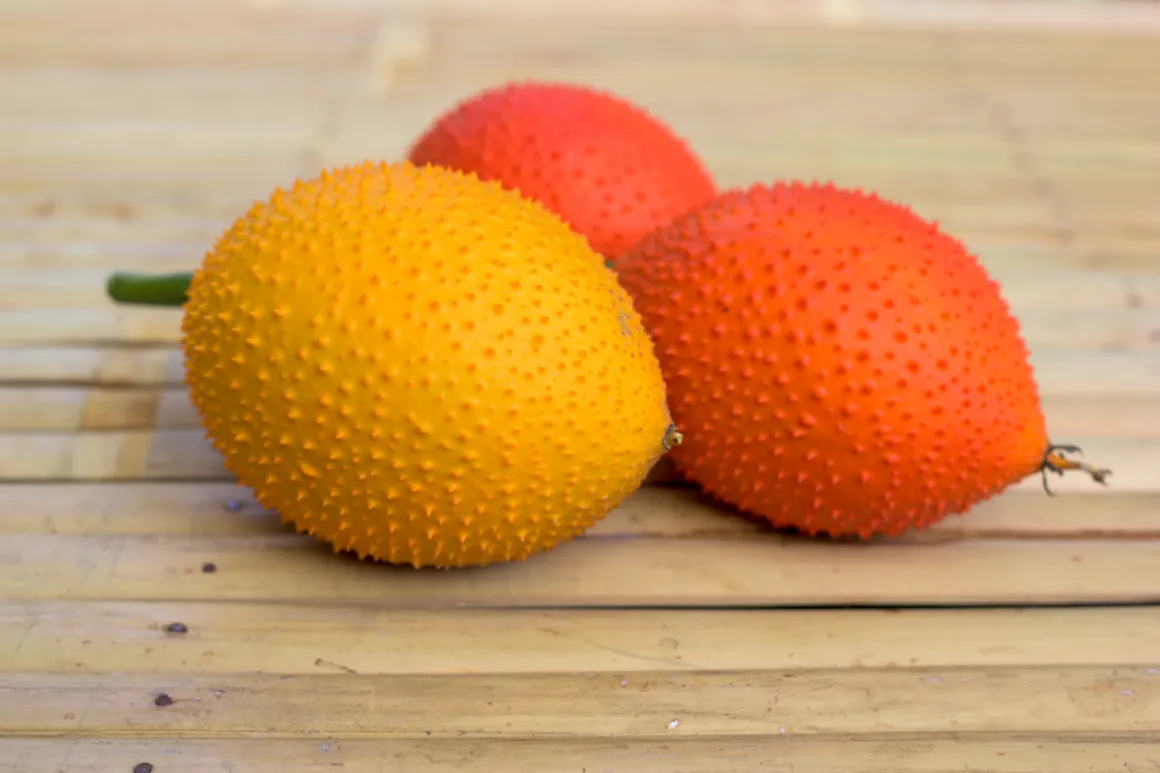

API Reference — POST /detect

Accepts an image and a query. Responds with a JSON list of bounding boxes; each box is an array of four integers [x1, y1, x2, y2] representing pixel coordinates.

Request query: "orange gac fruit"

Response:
[[406, 80, 717, 258], [180, 160, 681, 568], [613, 181, 1110, 538]]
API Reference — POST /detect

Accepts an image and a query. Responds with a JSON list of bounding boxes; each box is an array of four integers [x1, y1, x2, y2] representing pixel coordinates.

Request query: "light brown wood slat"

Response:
[[3, 602, 1159, 675], [9, 0, 1160, 32], [3, 345, 1156, 394], [3, 265, 1158, 312], [3, 736, 1159, 773], [0, 346, 187, 387], [19, 235, 1160, 272], [1, 428, 1151, 492], [0, 2, 389, 69], [2, 384, 1158, 437], [2, 528, 1160, 607], [0, 429, 226, 481], [5, 200, 1157, 272], [0, 386, 197, 431], [2, 482, 1159, 540], [5, 174, 1157, 250], [1, 666, 1158, 738], [5, 305, 1160, 348]]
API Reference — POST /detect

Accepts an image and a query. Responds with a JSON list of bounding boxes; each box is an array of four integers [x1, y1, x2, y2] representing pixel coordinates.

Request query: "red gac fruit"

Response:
[[613, 181, 1111, 538], [406, 81, 717, 258]]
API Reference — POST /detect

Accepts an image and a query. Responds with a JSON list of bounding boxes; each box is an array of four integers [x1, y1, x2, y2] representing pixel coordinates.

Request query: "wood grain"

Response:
[[3, 736, 1159, 773], [3, 602, 1159, 675], [4, 530, 1160, 607], [2, 667, 1158, 737]]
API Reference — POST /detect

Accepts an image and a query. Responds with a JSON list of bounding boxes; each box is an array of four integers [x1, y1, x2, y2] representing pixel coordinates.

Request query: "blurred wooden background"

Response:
[[2, 0, 1159, 770]]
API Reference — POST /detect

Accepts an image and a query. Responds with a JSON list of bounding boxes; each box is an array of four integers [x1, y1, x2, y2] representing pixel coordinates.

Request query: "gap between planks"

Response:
[[2, 602, 1160, 675], [1, 666, 1158, 738], [2, 736, 1158, 773]]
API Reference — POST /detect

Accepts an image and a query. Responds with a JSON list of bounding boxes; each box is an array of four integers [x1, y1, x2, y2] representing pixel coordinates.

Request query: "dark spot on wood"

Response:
[[133, 764, 154, 773], [1126, 292, 1145, 308], [314, 657, 358, 674], [85, 201, 135, 221], [30, 199, 59, 218], [165, 622, 188, 634], [202, 562, 217, 573], [154, 693, 174, 707], [1149, 329, 1160, 344]]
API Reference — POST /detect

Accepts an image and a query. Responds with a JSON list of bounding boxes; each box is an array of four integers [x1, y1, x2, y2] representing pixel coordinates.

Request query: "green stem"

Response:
[[106, 271, 193, 307]]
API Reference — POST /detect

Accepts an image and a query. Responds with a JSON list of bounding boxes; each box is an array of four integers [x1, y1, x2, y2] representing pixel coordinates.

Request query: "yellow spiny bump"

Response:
[[180, 159, 678, 568]]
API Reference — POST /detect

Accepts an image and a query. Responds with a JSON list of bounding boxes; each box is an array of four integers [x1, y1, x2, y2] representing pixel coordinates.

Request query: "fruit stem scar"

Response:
[[1040, 443, 1112, 496], [662, 424, 684, 453], [106, 271, 193, 307]]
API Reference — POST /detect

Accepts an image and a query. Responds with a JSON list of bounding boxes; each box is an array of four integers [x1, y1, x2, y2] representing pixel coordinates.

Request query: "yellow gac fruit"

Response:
[[179, 159, 681, 568]]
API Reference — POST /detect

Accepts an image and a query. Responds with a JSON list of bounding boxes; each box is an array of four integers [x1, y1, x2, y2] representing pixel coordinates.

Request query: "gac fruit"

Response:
[[173, 160, 681, 567], [613, 181, 1110, 538], [406, 80, 717, 258]]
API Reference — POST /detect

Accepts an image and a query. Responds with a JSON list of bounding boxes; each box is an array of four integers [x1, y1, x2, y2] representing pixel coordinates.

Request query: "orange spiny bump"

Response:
[[406, 80, 717, 259], [181, 160, 681, 568], [613, 180, 1110, 539]]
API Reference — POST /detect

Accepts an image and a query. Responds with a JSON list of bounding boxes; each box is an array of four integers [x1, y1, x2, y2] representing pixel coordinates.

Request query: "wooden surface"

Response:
[[3, 0, 1160, 770]]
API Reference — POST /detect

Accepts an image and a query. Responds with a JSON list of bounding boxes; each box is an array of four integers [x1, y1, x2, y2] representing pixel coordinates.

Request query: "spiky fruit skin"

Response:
[[406, 81, 717, 258], [180, 160, 677, 568], [613, 182, 1048, 538]]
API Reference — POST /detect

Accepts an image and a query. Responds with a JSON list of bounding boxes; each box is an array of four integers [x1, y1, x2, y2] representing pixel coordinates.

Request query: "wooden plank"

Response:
[[3, 602, 1159, 675], [0, 3, 388, 69], [1, 667, 1158, 737], [3, 265, 1158, 312], [3, 345, 1156, 394], [0, 428, 1151, 492], [2, 528, 1160, 607], [2, 482, 1159, 540], [8, 736, 1160, 773], [3, 736, 1160, 773], [0, 386, 198, 431], [5, 304, 1160, 348], [2, 383, 1158, 438], [0, 346, 187, 387], [8, 0, 1160, 33]]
